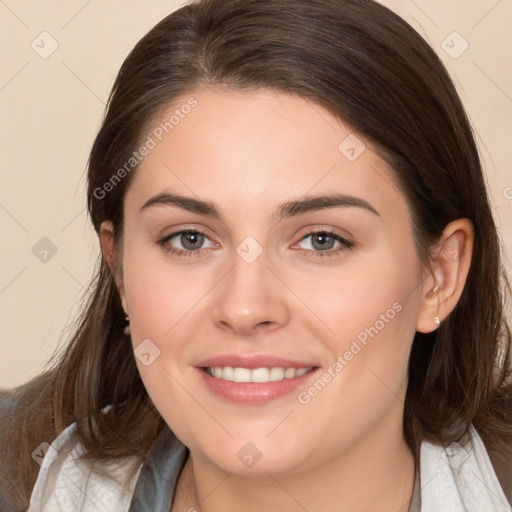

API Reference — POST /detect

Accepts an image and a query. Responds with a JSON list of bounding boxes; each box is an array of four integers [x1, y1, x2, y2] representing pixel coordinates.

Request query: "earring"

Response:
[[123, 316, 131, 335], [432, 284, 439, 293]]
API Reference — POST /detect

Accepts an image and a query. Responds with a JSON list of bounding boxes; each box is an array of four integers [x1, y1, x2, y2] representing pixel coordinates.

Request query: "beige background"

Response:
[[1, 0, 511, 388]]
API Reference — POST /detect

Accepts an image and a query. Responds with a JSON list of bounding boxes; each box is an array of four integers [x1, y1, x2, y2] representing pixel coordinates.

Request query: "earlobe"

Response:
[[416, 278, 441, 334], [99, 220, 128, 314], [416, 218, 474, 334]]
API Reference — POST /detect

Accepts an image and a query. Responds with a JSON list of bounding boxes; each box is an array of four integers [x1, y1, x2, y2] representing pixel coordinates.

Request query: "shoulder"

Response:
[[482, 432, 512, 507], [0, 375, 57, 511], [0, 388, 18, 510], [27, 420, 143, 511]]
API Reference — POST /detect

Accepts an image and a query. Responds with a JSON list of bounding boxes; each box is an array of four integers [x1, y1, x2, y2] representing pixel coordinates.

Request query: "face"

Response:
[[112, 86, 427, 475]]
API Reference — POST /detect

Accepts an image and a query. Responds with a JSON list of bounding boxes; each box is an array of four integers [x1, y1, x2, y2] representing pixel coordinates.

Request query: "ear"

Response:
[[416, 218, 474, 333], [99, 220, 128, 315]]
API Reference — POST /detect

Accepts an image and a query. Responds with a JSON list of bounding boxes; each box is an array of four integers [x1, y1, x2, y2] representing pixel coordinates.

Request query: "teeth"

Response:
[[233, 367, 251, 383], [207, 366, 313, 383], [284, 368, 295, 379], [222, 366, 234, 381], [269, 367, 285, 381], [251, 368, 269, 382]]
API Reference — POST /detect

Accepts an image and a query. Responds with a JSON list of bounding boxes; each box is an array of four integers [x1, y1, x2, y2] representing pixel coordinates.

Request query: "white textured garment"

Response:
[[27, 421, 143, 511], [28, 422, 511, 512]]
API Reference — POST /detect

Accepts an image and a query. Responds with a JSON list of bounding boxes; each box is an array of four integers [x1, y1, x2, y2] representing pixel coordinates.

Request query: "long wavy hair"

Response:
[[3, 0, 511, 507]]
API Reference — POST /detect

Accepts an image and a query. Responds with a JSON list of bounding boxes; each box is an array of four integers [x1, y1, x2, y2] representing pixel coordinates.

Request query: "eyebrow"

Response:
[[140, 192, 380, 219]]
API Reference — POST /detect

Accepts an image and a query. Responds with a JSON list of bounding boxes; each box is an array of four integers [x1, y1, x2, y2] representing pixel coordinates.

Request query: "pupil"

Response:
[[312, 233, 334, 251], [181, 232, 204, 250]]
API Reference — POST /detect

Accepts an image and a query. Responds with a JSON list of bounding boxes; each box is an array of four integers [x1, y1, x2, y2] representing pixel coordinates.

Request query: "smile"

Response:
[[197, 365, 319, 404]]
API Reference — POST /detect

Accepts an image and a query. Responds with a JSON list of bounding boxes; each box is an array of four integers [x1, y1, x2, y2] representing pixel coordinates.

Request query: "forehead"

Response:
[[124, 87, 409, 220]]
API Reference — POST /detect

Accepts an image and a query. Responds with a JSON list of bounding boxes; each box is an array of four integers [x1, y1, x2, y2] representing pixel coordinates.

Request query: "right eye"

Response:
[[158, 230, 217, 256]]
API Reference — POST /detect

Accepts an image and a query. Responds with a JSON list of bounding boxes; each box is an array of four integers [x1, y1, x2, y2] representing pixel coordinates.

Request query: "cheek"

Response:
[[120, 243, 212, 437], [291, 275, 419, 461], [291, 239, 421, 412], [289, 239, 421, 357], [122, 242, 213, 349]]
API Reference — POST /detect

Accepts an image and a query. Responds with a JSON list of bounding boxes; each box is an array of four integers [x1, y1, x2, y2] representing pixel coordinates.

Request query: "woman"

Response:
[[1, 0, 511, 510]]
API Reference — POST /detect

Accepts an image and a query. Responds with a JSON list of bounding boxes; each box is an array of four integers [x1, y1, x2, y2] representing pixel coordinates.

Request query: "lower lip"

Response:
[[196, 367, 319, 405]]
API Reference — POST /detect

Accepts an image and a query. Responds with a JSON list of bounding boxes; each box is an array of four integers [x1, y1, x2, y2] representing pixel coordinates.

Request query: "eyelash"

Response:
[[157, 229, 354, 259]]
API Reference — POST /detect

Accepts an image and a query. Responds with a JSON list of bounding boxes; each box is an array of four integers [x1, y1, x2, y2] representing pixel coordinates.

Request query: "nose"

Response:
[[210, 250, 291, 336]]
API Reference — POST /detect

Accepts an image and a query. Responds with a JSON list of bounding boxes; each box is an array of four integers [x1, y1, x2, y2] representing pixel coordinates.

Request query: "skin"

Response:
[[100, 86, 474, 512]]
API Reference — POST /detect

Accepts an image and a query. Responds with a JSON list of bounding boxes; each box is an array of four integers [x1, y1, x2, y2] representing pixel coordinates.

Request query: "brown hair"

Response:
[[4, 0, 511, 507]]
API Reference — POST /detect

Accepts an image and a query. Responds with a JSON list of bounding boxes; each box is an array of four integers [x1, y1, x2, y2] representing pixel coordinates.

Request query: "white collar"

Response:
[[417, 424, 511, 511]]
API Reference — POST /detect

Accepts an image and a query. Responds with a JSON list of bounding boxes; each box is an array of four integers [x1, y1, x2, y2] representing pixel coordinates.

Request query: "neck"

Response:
[[174, 416, 416, 512]]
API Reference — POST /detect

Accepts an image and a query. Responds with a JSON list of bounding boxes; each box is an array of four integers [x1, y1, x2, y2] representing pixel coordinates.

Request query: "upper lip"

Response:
[[196, 354, 317, 369]]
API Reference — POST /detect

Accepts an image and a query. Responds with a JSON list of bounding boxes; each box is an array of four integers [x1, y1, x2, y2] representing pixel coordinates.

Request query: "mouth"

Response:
[[195, 357, 320, 404]]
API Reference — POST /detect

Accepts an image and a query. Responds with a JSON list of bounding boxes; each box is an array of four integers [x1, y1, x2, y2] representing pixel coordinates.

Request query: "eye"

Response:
[[157, 228, 353, 259], [158, 230, 217, 256], [294, 230, 353, 258]]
